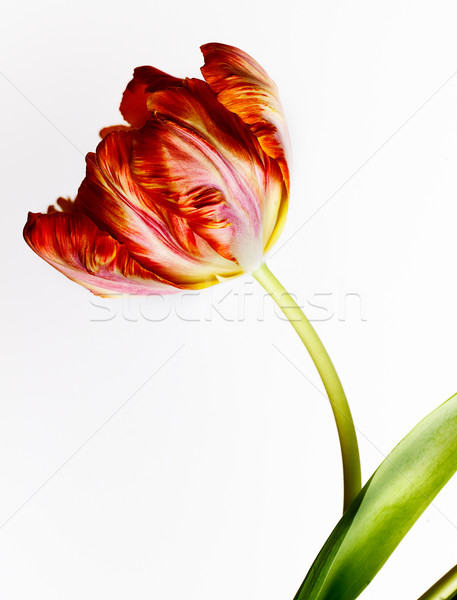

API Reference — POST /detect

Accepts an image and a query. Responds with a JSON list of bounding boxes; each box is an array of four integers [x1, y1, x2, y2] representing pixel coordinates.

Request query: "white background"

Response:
[[1, 1, 457, 598]]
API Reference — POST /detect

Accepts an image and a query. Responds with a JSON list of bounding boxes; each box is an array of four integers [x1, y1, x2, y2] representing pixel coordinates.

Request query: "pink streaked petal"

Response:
[[23, 211, 179, 297], [131, 115, 266, 270], [76, 131, 241, 284], [147, 78, 264, 171], [146, 78, 287, 263], [144, 78, 287, 265], [147, 79, 276, 205], [200, 43, 290, 191]]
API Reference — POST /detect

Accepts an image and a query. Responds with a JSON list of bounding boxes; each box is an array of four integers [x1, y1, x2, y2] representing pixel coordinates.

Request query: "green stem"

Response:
[[418, 565, 457, 600], [252, 262, 361, 512]]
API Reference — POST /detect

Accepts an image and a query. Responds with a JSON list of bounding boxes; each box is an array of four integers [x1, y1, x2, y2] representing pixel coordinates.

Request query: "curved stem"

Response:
[[252, 262, 361, 512], [418, 564, 457, 600]]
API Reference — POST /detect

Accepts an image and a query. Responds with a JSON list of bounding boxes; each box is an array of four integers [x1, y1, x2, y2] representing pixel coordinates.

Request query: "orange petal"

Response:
[[23, 211, 179, 297], [120, 66, 183, 129], [200, 43, 290, 191], [142, 79, 286, 267], [99, 124, 131, 139], [132, 111, 269, 271], [75, 130, 241, 284], [147, 78, 261, 162]]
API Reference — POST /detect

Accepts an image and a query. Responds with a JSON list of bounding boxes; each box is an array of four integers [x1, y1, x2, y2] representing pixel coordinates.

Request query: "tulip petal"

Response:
[[200, 43, 290, 191], [142, 79, 286, 266], [263, 187, 288, 253], [147, 78, 263, 167], [23, 211, 178, 297], [131, 110, 269, 271], [76, 130, 242, 285], [120, 66, 183, 129], [99, 124, 131, 139]]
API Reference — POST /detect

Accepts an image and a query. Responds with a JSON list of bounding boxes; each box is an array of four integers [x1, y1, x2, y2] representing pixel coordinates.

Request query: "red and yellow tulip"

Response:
[[24, 43, 290, 297]]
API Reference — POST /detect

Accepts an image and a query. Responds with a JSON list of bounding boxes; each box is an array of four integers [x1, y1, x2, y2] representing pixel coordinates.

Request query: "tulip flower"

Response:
[[24, 43, 290, 298], [23, 43, 360, 513]]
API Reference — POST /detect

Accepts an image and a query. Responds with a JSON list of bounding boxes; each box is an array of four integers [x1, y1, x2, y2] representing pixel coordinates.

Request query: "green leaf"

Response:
[[295, 393, 457, 600], [417, 564, 457, 600]]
